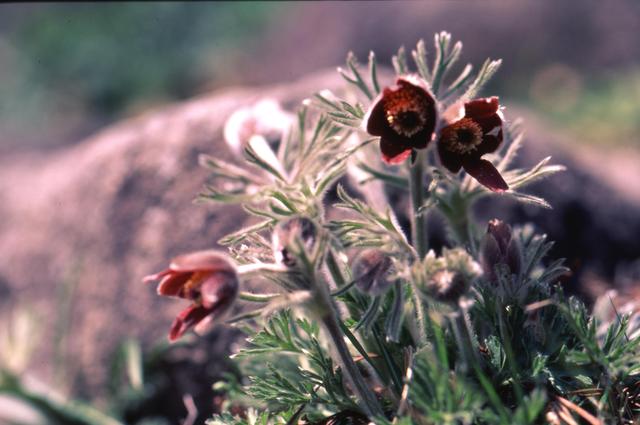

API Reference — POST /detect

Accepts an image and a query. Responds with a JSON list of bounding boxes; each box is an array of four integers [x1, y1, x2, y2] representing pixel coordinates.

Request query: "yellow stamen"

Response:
[[440, 117, 483, 154], [383, 86, 429, 137]]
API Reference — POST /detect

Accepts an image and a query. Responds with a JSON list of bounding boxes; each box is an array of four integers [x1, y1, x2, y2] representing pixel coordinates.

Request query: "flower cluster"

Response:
[[138, 34, 627, 425], [365, 78, 508, 192]]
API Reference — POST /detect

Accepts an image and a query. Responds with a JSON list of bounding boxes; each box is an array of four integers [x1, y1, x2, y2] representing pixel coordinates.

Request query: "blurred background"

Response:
[[0, 1, 639, 424], [2, 1, 640, 155]]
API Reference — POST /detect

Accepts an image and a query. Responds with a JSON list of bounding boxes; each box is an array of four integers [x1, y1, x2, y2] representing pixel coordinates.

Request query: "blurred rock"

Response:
[[0, 69, 638, 405], [0, 70, 340, 398]]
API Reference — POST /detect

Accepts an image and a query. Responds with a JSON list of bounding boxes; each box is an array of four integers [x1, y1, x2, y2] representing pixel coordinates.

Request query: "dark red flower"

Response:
[[437, 97, 508, 192], [143, 250, 238, 342], [364, 76, 437, 164]]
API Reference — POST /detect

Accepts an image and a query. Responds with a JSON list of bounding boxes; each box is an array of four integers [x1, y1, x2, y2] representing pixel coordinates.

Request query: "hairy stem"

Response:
[[408, 151, 429, 346], [409, 150, 428, 258], [445, 191, 478, 255], [313, 271, 384, 417], [450, 305, 479, 375], [321, 314, 383, 417]]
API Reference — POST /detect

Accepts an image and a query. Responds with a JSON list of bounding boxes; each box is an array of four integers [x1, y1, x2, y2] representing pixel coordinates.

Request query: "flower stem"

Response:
[[409, 150, 428, 258], [407, 151, 429, 346], [321, 314, 384, 417], [450, 303, 479, 375], [313, 274, 384, 417]]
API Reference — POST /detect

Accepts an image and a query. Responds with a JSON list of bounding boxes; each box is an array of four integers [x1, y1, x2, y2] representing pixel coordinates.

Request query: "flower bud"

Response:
[[480, 219, 522, 282], [418, 248, 479, 305], [272, 217, 317, 267], [425, 269, 470, 304], [143, 250, 239, 342], [351, 249, 394, 296]]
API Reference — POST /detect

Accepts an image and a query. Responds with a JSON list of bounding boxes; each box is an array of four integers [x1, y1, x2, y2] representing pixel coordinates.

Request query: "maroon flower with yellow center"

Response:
[[364, 76, 437, 164], [143, 250, 238, 342], [437, 97, 508, 192]]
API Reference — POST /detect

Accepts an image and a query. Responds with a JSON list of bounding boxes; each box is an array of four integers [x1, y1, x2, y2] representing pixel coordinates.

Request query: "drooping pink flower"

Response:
[[143, 250, 238, 342], [364, 76, 437, 164], [437, 97, 508, 192], [223, 99, 294, 156]]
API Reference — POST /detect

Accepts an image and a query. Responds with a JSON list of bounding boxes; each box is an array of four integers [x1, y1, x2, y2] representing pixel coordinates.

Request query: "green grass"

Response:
[[531, 69, 640, 148]]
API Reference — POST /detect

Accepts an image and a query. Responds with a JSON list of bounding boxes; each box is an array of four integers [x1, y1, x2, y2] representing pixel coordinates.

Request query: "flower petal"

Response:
[[380, 137, 413, 164], [480, 233, 502, 281], [442, 100, 465, 124], [200, 271, 239, 310], [476, 133, 502, 156], [437, 140, 463, 173], [463, 159, 509, 192], [364, 92, 389, 137], [406, 128, 432, 150], [169, 250, 235, 273], [397, 76, 437, 141], [486, 219, 512, 254], [464, 97, 499, 119], [473, 112, 502, 136], [142, 269, 172, 284], [157, 272, 193, 297], [169, 304, 211, 342]]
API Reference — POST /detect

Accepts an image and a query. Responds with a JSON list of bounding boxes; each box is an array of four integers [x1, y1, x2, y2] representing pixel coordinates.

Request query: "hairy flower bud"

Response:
[[425, 269, 470, 304], [272, 217, 317, 267], [143, 250, 239, 342], [417, 248, 480, 305], [480, 219, 522, 282], [352, 249, 394, 296]]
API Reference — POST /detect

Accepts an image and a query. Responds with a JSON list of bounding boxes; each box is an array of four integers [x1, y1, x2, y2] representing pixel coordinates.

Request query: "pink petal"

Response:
[[168, 304, 211, 342], [380, 137, 413, 164], [169, 250, 235, 273], [142, 269, 172, 284], [200, 272, 239, 310], [463, 159, 509, 192], [157, 272, 193, 297]]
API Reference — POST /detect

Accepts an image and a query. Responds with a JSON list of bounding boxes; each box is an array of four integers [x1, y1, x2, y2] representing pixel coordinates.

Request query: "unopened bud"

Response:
[[352, 249, 394, 296], [480, 219, 522, 282], [426, 269, 469, 304], [272, 217, 317, 267]]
